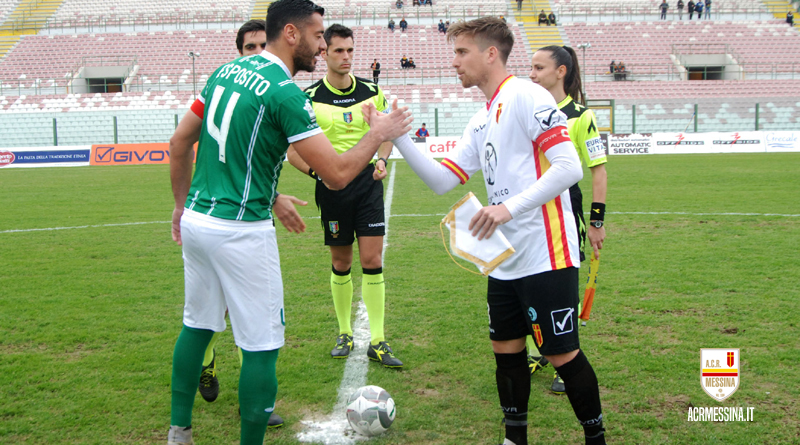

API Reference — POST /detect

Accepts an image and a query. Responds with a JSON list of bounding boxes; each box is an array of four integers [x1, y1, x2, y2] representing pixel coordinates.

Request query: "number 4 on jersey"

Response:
[[207, 85, 240, 163]]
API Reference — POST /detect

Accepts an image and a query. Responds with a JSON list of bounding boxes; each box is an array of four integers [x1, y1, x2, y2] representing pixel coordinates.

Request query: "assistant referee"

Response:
[[287, 24, 402, 368], [528, 45, 608, 393]]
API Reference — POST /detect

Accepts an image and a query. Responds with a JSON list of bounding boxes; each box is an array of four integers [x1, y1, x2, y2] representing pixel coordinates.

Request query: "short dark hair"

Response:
[[265, 0, 325, 43], [236, 19, 266, 53], [447, 17, 514, 64], [323, 23, 354, 46]]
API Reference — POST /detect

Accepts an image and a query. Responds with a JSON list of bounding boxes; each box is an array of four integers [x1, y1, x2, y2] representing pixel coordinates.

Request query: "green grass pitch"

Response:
[[0, 153, 798, 444]]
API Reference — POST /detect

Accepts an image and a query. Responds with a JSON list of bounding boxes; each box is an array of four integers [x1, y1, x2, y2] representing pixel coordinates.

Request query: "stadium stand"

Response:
[[0, 0, 799, 144], [0, 24, 531, 90], [551, 0, 770, 17], [0, 0, 22, 24], [562, 20, 800, 79], [50, 0, 248, 26]]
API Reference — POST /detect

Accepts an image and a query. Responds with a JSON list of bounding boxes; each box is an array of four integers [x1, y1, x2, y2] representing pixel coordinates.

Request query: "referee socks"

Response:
[[362, 267, 385, 345], [331, 266, 353, 336]]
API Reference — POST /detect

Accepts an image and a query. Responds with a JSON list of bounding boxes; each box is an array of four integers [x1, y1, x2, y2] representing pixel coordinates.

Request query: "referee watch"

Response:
[[589, 202, 605, 228]]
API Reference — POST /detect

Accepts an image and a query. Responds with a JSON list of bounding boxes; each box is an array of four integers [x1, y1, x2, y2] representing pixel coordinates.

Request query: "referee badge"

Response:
[[343, 112, 353, 124], [329, 221, 340, 238]]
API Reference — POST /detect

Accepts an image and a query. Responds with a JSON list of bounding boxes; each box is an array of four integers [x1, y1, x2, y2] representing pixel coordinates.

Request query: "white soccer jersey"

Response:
[[441, 76, 580, 280]]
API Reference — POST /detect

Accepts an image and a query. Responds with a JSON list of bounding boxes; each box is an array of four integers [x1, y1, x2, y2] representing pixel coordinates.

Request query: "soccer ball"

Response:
[[345, 385, 396, 437]]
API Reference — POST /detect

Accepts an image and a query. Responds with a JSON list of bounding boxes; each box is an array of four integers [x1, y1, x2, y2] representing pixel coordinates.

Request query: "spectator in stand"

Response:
[[388, 18, 396, 32], [396, 0, 403, 8], [371, 59, 381, 84], [413, 0, 420, 6], [548, 11, 556, 25], [538, 10, 548, 25], [609, 60, 617, 80], [445, 20, 450, 31], [438, 19, 446, 33], [688, 0, 695, 19], [704, 0, 711, 19], [401, 54, 409, 68], [400, 18, 408, 31], [617, 61, 627, 80], [517, 0, 523, 11], [677, 0, 684, 19], [694, 0, 703, 19], [660, 0, 669, 19], [407, 58, 416, 68], [415, 123, 429, 137], [787, 11, 794, 26]]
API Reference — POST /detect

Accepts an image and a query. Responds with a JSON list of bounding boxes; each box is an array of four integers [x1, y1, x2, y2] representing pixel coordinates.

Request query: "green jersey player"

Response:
[[166, 1, 412, 444]]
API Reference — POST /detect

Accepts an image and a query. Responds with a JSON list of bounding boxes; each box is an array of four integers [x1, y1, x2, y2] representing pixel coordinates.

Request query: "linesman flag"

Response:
[[578, 252, 600, 321], [442, 192, 515, 276]]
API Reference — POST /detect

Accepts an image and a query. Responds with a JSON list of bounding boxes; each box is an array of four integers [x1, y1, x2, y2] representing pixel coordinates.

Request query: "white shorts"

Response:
[[180, 209, 285, 351]]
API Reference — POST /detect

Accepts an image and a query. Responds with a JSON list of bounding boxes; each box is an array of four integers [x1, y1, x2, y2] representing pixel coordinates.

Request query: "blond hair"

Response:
[[446, 17, 514, 64]]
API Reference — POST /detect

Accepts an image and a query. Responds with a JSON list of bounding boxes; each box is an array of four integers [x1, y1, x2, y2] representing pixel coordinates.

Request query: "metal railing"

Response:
[[1, 99, 798, 148], [3, 60, 800, 97], [581, 61, 800, 81]]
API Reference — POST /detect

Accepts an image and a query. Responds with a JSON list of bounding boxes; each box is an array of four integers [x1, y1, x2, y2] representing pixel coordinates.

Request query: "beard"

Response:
[[293, 36, 319, 73]]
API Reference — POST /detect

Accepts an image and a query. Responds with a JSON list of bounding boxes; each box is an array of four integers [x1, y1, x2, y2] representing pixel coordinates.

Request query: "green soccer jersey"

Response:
[[187, 51, 322, 221], [558, 96, 607, 168], [304, 74, 387, 155]]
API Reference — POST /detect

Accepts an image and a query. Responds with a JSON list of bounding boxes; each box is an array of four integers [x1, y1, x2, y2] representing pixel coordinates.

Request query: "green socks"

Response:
[[170, 325, 215, 427], [239, 349, 280, 445], [331, 267, 353, 336], [362, 268, 385, 345]]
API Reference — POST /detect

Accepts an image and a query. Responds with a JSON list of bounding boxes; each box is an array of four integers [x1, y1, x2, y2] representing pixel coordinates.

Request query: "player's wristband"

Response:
[[590, 202, 606, 221], [377, 157, 388, 166], [309, 168, 320, 181]]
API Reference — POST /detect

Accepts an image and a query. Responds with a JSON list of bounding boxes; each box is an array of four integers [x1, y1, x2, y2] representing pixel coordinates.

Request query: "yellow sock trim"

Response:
[[203, 331, 221, 366]]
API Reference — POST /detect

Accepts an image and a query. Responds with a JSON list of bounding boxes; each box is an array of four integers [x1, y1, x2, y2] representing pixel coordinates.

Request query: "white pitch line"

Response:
[[297, 162, 398, 444], [2, 210, 798, 235], [0, 221, 171, 234]]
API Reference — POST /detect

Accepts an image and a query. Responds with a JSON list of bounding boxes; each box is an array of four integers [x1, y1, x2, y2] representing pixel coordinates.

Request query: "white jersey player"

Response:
[[371, 17, 607, 445]]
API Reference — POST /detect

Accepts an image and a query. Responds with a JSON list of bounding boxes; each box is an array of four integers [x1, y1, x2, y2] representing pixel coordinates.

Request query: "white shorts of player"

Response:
[[180, 208, 285, 351]]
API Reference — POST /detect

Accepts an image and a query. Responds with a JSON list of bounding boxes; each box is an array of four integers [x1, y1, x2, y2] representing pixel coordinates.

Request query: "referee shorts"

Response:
[[180, 209, 285, 351], [487, 267, 581, 356], [569, 182, 587, 262], [316, 162, 385, 246]]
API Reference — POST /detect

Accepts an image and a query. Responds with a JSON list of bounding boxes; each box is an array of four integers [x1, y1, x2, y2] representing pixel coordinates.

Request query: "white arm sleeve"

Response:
[[503, 141, 583, 218], [391, 134, 461, 195]]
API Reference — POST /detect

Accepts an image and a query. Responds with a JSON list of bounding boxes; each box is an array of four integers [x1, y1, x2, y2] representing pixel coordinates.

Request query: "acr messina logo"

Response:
[[701, 348, 739, 401], [0, 150, 15, 167]]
